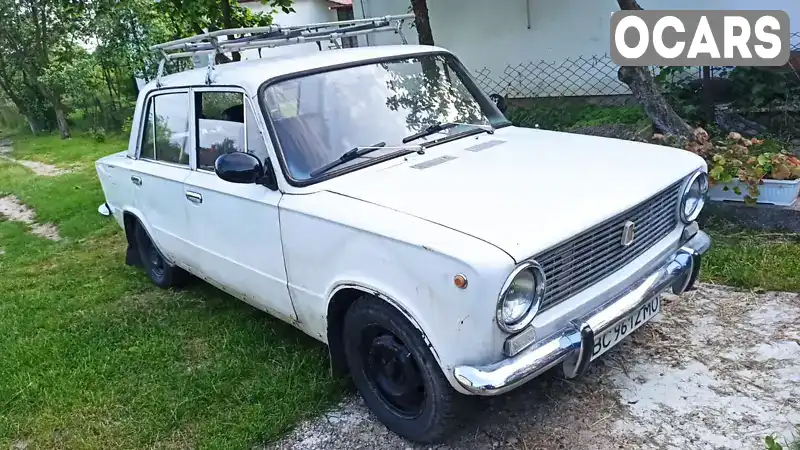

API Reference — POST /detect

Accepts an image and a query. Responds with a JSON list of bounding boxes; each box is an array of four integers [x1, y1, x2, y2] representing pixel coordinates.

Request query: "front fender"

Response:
[[280, 191, 515, 394]]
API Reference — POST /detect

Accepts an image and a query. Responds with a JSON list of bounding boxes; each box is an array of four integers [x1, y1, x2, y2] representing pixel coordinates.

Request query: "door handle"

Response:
[[131, 175, 142, 186], [185, 191, 203, 204]]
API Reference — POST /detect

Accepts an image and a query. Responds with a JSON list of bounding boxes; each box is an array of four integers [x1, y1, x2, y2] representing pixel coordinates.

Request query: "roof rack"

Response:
[[150, 13, 415, 86]]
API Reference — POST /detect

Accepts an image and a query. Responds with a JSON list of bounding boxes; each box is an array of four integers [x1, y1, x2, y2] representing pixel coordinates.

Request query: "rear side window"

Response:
[[139, 92, 191, 165]]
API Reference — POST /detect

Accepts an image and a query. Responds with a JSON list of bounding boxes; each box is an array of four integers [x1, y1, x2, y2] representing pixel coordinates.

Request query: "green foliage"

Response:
[[763, 426, 800, 450], [121, 116, 133, 134], [507, 102, 647, 131], [706, 136, 800, 204], [91, 127, 107, 143], [0, 0, 296, 137], [766, 435, 784, 450], [727, 67, 800, 109], [654, 65, 800, 136], [0, 0, 95, 136], [653, 66, 691, 85], [0, 101, 27, 134], [154, 0, 295, 50]]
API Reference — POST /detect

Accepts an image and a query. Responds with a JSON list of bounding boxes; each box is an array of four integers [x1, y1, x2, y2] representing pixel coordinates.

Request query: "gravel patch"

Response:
[[269, 284, 800, 450], [0, 195, 61, 241]]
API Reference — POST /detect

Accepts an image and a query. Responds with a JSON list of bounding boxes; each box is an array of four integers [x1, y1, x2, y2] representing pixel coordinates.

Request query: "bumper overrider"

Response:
[[454, 230, 711, 395]]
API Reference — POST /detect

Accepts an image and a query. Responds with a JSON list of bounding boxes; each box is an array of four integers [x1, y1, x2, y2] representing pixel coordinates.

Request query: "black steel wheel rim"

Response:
[[360, 324, 426, 419]]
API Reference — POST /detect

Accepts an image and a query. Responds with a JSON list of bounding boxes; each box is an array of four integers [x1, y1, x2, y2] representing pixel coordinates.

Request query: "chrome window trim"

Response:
[[138, 158, 191, 170], [496, 261, 547, 334]]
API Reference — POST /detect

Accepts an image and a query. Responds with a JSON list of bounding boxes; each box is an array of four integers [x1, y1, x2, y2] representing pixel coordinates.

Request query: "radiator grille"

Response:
[[536, 181, 683, 311]]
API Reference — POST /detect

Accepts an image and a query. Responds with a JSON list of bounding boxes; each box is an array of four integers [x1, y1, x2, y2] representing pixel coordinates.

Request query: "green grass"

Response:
[[507, 102, 648, 131], [0, 133, 342, 449], [701, 217, 800, 292]]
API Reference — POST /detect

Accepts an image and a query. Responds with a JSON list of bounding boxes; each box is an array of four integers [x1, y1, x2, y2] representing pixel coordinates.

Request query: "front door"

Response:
[[130, 90, 194, 264], [182, 89, 296, 321]]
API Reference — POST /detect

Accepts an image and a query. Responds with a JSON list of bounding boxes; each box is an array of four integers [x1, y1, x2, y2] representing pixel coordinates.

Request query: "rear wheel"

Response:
[[343, 296, 463, 443], [135, 223, 186, 288]]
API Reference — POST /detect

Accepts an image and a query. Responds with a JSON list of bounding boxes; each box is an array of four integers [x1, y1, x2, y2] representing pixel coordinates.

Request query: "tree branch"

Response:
[[617, 0, 643, 10]]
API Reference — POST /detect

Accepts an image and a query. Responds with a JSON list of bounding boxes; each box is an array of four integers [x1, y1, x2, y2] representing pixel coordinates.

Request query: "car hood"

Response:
[[323, 126, 705, 262]]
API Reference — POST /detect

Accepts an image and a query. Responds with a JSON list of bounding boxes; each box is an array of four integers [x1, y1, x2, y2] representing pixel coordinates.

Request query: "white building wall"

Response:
[[355, 0, 800, 98], [238, 0, 339, 61]]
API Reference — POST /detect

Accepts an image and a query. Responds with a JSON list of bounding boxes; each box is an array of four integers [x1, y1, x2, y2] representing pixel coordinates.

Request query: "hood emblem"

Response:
[[621, 221, 636, 247]]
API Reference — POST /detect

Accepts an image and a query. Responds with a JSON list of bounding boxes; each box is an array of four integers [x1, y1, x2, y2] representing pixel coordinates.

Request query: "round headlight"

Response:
[[680, 171, 709, 223], [496, 262, 546, 333]]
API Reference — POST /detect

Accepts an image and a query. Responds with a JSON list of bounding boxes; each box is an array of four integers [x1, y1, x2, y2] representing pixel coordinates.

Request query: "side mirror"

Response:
[[489, 93, 507, 114], [215, 152, 264, 184]]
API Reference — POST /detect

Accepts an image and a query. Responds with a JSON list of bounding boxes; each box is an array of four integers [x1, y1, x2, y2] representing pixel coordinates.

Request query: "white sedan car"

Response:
[[96, 41, 710, 443]]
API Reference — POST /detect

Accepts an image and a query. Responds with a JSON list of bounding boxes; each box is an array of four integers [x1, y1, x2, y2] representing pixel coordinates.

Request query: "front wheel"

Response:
[[134, 222, 186, 288], [342, 296, 463, 443]]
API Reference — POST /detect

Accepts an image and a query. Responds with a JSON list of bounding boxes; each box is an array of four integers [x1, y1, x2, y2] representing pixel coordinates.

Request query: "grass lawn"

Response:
[[701, 217, 800, 292], [0, 132, 797, 449], [0, 134, 342, 449]]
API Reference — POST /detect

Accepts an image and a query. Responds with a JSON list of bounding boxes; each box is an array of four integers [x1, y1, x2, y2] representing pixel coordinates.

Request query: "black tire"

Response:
[[134, 222, 186, 288], [685, 254, 703, 291], [343, 296, 463, 443]]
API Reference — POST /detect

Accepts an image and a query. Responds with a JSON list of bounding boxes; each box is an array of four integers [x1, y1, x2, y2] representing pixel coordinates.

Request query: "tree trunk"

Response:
[[618, 67, 692, 138], [701, 66, 714, 126], [616, 0, 694, 141], [410, 0, 434, 46], [24, 114, 44, 134], [221, 0, 241, 62], [51, 96, 70, 139]]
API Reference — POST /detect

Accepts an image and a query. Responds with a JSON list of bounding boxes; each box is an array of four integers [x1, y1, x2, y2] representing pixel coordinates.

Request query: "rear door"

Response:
[[181, 88, 296, 321], [129, 89, 194, 264]]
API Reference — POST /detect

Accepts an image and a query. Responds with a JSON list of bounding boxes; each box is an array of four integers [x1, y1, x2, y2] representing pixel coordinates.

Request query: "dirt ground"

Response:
[[269, 284, 800, 450], [0, 141, 71, 177], [0, 195, 61, 241]]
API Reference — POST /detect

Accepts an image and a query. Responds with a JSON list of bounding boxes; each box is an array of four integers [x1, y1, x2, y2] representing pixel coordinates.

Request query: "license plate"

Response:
[[591, 295, 661, 361]]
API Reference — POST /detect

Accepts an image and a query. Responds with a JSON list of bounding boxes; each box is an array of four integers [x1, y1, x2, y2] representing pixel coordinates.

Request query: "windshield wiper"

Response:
[[402, 121, 494, 144], [310, 142, 388, 177]]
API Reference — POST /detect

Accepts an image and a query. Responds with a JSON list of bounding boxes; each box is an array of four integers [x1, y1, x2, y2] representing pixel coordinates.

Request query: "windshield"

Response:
[[263, 53, 508, 182]]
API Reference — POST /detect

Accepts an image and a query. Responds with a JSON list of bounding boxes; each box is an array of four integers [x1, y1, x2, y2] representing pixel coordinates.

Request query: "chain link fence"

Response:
[[473, 32, 800, 136]]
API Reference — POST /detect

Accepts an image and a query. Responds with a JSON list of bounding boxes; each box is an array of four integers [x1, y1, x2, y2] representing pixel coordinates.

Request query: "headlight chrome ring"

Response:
[[680, 170, 709, 223], [496, 261, 547, 334]]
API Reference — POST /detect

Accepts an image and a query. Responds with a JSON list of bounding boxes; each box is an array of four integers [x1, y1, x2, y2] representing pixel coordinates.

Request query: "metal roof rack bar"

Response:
[[151, 14, 413, 55], [149, 14, 414, 85]]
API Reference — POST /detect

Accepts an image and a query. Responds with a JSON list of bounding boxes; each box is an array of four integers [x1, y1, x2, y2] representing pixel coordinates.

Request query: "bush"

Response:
[[507, 102, 647, 131], [706, 133, 800, 203], [90, 127, 107, 143], [121, 116, 133, 134]]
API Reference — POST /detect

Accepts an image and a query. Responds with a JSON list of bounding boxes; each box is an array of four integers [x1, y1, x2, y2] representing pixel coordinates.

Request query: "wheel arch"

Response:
[[121, 209, 165, 267], [326, 283, 442, 377], [122, 210, 145, 267]]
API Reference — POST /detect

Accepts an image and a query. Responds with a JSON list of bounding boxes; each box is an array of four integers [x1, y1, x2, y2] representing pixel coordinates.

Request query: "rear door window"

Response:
[[139, 92, 191, 165]]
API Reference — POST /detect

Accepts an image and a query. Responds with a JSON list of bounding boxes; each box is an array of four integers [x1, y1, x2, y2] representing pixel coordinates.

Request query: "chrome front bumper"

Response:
[[454, 230, 711, 396]]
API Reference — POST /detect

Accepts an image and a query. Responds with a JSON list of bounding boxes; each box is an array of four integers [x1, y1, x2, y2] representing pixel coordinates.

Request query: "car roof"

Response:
[[142, 44, 451, 96]]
